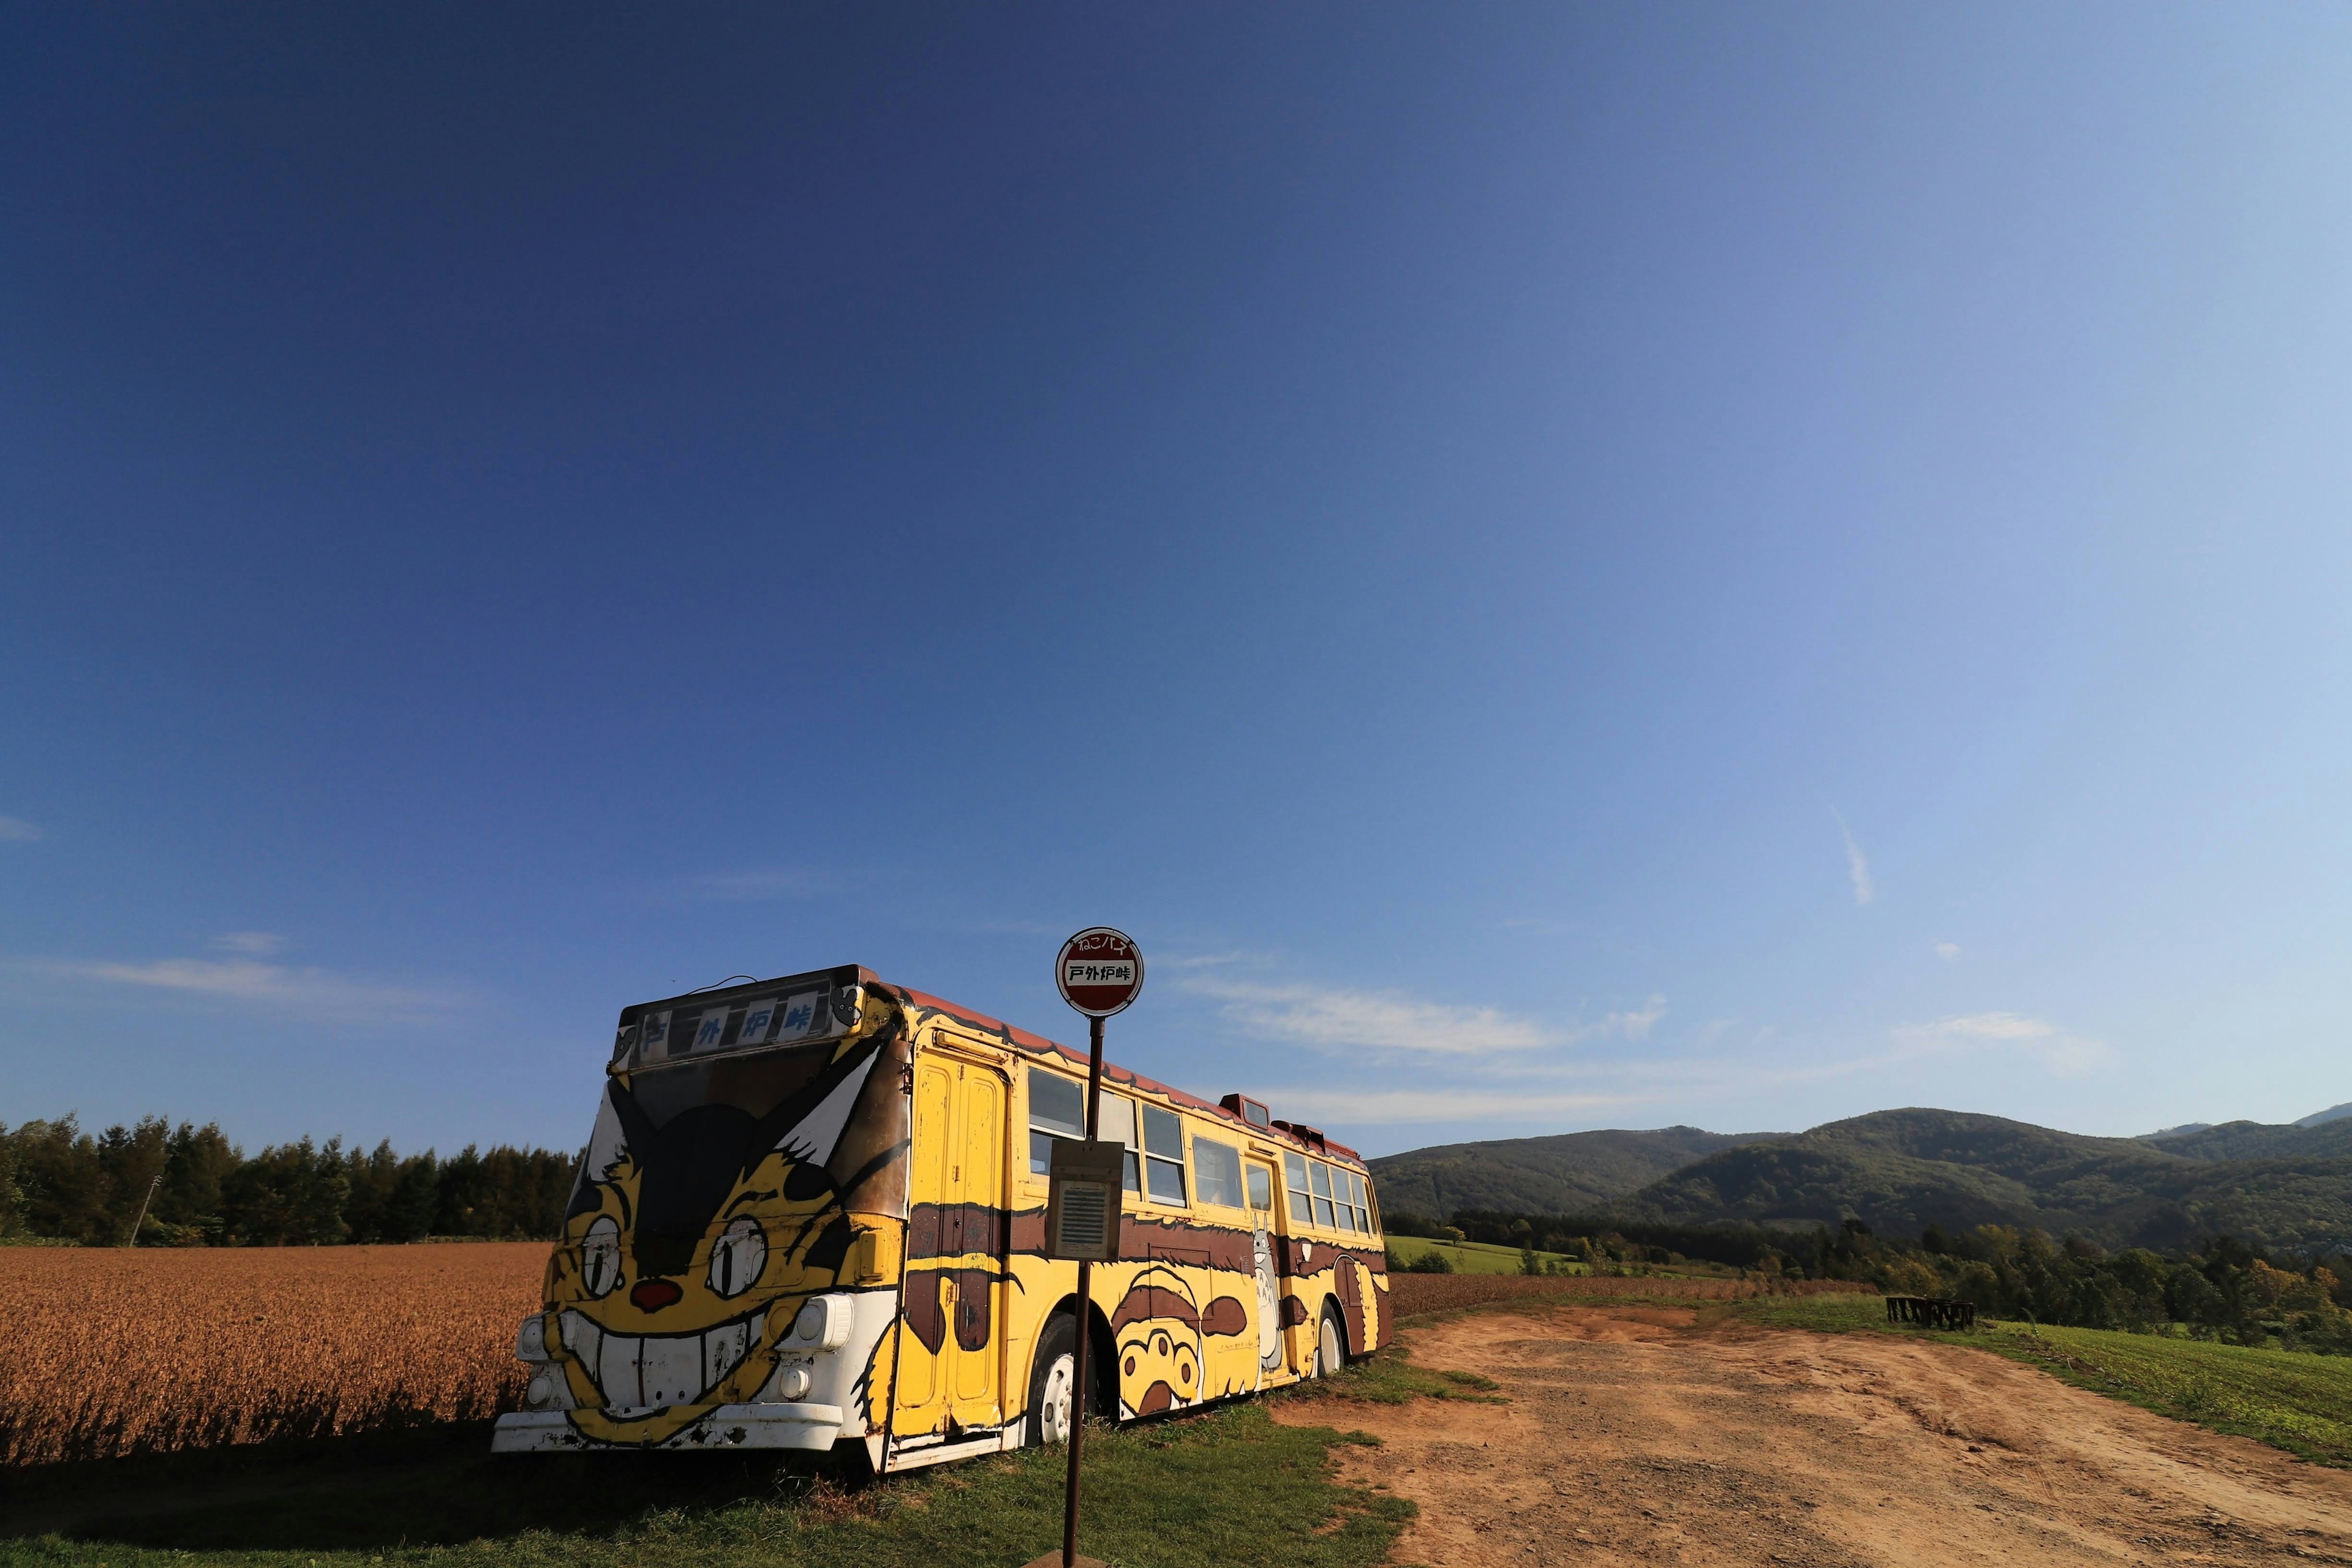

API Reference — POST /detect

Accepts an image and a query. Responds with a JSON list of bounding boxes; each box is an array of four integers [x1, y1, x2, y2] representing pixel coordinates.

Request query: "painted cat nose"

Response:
[[631, 1279, 683, 1311]]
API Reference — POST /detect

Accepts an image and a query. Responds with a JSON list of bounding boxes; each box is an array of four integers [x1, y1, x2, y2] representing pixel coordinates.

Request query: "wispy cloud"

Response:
[[1240, 1086, 1641, 1126], [1832, 810, 1875, 905], [0, 816, 42, 843], [1180, 973, 1664, 1059], [1934, 941, 1962, 964], [211, 931, 288, 956], [673, 869, 831, 903], [25, 955, 467, 1023], [1219, 1004, 2115, 1136], [1888, 1011, 2117, 1078]]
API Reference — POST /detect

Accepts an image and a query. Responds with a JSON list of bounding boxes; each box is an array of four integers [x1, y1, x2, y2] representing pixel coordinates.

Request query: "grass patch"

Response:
[[1281, 1341, 1505, 1408], [1382, 1235, 1583, 1275], [0, 1404, 1411, 1568], [1725, 1291, 2352, 1468], [1719, 1291, 1907, 1335]]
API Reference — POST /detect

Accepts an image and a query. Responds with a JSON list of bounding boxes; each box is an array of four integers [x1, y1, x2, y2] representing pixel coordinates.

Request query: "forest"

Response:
[[1393, 1206, 2352, 1356], [0, 1114, 578, 1246]]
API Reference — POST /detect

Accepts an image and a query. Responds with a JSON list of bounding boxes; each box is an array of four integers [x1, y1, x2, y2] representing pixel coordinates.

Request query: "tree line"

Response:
[[1390, 1205, 2352, 1355], [0, 1114, 578, 1246]]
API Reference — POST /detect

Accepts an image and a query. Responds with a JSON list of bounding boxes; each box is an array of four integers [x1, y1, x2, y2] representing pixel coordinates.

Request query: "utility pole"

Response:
[[126, 1171, 162, 1246]]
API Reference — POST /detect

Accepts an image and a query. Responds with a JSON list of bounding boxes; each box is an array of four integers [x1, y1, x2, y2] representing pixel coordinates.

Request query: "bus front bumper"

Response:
[[491, 1403, 845, 1453]]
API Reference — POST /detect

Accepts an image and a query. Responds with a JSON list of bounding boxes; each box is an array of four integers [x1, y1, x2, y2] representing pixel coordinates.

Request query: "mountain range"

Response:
[[1366, 1106, 2352, 1253]]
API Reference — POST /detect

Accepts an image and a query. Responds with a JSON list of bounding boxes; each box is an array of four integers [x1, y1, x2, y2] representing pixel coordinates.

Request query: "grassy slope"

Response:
[[1368, 1126, 1776, 1216], [1627, 1107, 2352, 1251], [0, 1404, 1412, 1568], [1381, 1234, 1585, 1275], [1731, 1291, 2352, 1468]]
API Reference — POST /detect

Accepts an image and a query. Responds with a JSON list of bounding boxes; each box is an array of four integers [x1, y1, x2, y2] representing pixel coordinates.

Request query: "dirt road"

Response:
[[1275, 1305, 2352, 1567]]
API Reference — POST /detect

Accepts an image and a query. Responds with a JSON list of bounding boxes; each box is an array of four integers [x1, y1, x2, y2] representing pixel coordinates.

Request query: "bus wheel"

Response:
[[1027, 1313, 1079, 1447], [1315, 1304, 1346, 1378]]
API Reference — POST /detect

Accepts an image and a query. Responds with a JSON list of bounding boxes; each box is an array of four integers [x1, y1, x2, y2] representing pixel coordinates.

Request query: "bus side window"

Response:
[[1028, 1067, 1086, 1176], [1246, 1163, 1272, 1213], [1284, 1153, 1312, 1225], [1346, 1169, 1370, 1232], [1096, 1091, 1141, 1194], [1192, 1135, 1244, 1208], [1142, 1106, 1187, 1204], [1308, 1161, 1336, 1229]]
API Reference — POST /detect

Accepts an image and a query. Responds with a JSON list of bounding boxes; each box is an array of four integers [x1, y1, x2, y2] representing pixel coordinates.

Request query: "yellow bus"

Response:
[[493, 965, 1393, 1471]]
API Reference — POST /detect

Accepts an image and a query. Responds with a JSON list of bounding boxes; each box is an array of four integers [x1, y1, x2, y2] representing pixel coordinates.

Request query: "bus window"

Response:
[[1193, 1135, 1244, 1207], [1347, 1169, 1371, 1232], [1142, 1105, 1187, 1204], [1246, 1163, 1272, 1213], [1284, 1152, 1311, 1223], [1028, 1067, 1085, 1175], [1308, 1161, 1336, 1228], [1097, 1091, 1141, 1194]]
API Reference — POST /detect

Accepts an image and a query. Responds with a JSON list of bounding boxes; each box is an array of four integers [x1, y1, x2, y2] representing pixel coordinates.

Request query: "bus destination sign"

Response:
[[1055, 926, 1144, 1018]]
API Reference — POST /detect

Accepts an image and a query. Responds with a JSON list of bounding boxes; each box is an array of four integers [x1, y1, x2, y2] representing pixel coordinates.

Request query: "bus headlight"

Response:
[[793, 1294, 853, 1351], [525, 1368, 568, 1409], [514, 1313, 549, 1363]]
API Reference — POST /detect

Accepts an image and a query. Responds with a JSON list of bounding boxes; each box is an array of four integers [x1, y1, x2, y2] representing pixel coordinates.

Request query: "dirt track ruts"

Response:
[[1274, 1305, 2352, 1567]]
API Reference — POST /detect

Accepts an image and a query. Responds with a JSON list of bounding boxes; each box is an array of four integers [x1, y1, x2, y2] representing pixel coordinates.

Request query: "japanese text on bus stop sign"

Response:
[[1055, 927, 1144, 1017]]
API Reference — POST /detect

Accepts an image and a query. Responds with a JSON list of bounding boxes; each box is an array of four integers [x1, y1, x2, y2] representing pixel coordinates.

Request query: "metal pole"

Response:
[[127, 1172, 162, 1248], [1061, 1014, 1106, 1568]]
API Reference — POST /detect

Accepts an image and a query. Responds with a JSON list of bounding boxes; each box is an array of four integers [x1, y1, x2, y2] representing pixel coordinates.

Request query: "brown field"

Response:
[[0, 1242, 546, 1466], [1385, 1269, 1872, 1317], [0, 1242, 1868, 1468]]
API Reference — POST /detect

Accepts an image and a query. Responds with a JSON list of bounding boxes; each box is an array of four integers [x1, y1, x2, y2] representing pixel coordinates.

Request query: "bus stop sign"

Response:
[[1055, 927, 1144, 1017]]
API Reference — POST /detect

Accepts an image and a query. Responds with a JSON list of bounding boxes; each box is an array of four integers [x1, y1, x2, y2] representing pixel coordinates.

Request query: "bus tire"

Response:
[[1314, 1302, 1346, 1377], [1026, 1312, 1080, 1447]]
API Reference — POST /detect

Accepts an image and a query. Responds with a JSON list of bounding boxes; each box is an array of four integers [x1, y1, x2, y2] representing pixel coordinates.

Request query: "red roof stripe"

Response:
[[870, 974, 1365, 1167]]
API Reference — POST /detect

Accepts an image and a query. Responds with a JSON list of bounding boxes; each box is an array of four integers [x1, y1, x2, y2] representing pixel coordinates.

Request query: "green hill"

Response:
[[1369, 1107, 2352, 1252], [1366, 1125, 1776, 1217], [2142, 1117, 2352, 1163], [1624, 1109, 2352, 1251]]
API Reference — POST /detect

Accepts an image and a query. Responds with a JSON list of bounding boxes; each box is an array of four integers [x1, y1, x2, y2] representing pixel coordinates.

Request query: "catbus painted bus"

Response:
[[492, 964, 1392, 1469]]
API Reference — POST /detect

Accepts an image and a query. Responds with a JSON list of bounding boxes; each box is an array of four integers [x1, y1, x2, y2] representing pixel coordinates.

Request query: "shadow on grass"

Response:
[[0, 1421, 865, 1550], [1, 1406, 1412, 1567]]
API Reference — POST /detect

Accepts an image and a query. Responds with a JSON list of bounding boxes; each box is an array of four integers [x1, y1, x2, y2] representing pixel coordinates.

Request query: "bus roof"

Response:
[[874, 971, 1368, 1170], [614, 964, 1366, 1169]]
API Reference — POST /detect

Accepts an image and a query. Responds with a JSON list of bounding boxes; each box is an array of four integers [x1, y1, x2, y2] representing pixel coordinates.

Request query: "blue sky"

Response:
[[5, 6, 2350, 1161]]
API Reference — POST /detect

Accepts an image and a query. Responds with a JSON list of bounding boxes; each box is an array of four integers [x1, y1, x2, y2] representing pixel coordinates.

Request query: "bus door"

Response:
[[1243, 1158, 1285, 1386], [905, 1049, 1010, 1436]]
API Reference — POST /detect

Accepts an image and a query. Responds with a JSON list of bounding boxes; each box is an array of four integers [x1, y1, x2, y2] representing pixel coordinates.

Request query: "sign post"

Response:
[[1027, 927, 1144, 1568]]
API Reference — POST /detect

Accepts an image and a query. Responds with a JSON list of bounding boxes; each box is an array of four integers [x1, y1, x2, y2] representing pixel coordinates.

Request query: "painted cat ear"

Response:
[[745, 1036, 882, 1175], [608, 1079, 660, 1156]]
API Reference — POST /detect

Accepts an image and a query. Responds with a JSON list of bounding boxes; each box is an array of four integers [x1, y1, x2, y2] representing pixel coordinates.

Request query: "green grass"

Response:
[[1726, 1292, 2352, 1468], [1280, 1341, 1504, 1407], [0, 1405, 1412, 1568], [1382, 1235, 1585, 1275]]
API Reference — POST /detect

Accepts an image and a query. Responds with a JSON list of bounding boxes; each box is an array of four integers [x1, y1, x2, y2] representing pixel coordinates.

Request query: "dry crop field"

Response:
[[0, 1243, 1872, 1468], [0, 1242, 546, 1466]]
